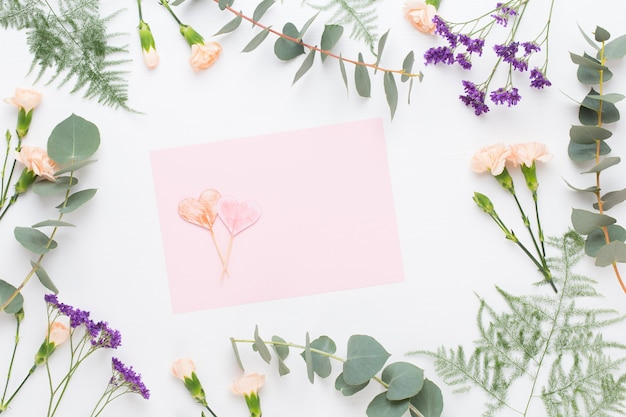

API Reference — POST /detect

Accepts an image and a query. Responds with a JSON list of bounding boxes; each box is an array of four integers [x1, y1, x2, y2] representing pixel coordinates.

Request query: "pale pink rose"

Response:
[[470, 143, 511, 175], [507, 142, 553, 167], [15, 146, 57, 181], [4, 88, 42, 112], [403, 0, 437, 34], [171, 357, 196, 380], [143, 48, 160, 69], [231, 373, 265, 396], [48, 322, 70, 346], [189, 42, 222, 71]]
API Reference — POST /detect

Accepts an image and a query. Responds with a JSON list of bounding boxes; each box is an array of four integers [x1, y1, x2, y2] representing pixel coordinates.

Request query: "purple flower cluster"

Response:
[[45, 294, 122, 349], [459, 81, 490, 115], [110, 357, 151, 399], [529, 67, 552, 89], [490, 87, 521, 106], [494, 41, 542, 72], [424, 16, 484, 70], [491, 2, 517, 26]]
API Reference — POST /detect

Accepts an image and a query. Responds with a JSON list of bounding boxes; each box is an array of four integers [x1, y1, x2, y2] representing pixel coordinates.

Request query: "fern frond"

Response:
[[3, 0, 131, 110], [302, 0, 379, 53]]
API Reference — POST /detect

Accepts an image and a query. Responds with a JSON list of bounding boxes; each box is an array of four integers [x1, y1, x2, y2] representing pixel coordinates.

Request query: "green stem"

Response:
[[1, 318, 22, 407], [136, 0, 143, 21], [2, 364, 37, 411], [160, 0, 184, 26]]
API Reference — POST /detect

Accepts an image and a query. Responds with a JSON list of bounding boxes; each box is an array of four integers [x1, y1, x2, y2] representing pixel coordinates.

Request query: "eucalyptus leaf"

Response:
[[242, 27, 272, 53], [354, 53, 371, 98], [57, 188, 97, 214], [303, 332, 314, 383], [293, 50, 315, 85], [585, 225, 626, 257], [571, 208, 616, 235], [300, 335, 336, 378], [569, 125, 612, 144], [562, 178, 599, 193], [568, 140, 611, 162], [214, 14, 242, 36], [274, 23, 305, 61], [54, 159, 96, 175], [582, 156, 620, 173], [47, 114, 100, 165], [595, 240, 626, 267], [366, 392, 409, 417], [271, 336, 291, 376], [382, 362, 424, 401], [577, 24, 600, 51], [604, 33, 626, 60], [409, 379, 444, 417], [339, 54, 348, 94], [335, 372, 369, 396], [576, 64, 608, 85], [374, 29, 389, 73], [570, 52, 608, 71], [596, 188, 626, 211], [31, 220, 75, 228], [594, 26, 611, 42], [320, 24, 343, 62], [401, 51, 414, 83], [218, 0, 234, 10], [579, 89, 620, 124], [384, 72, 398, 120], [343, 335, 390, 385], [14, 227, 57, 254], [298, 12, 319, 39], [231, 338, 245, 371], [0, 280, 23, 314], [253, 325, 272, 363], [584, 93, 625, 104], [32, 176, 77, 196], [407, 77, 414, 105], [30, 261, 58, 293], [253, 0, 275, 23]]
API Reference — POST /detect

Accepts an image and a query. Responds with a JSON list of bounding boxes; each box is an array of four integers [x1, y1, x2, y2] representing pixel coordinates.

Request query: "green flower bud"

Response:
[[494, 168, 515, 194], [34, 341, 56, 366], [139, 20, 157, 52], [473, 192, 494, 214], [184, 373, 208, 406], [14, 168, 36, 194], [520, 162, 539, 193], [180, 25, 205, 47]]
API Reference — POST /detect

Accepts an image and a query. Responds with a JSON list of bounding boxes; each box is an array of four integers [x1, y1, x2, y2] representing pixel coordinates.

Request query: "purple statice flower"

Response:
[[90, 321, 122, 349], [494, 42, 528, 72], [491, 2, 517, 26], [424, 46, 455, 66], [459, 80, 490, 115], [432, 15, 458, 47], [490, 87, 522, 106], [456, 53, 472, 70], [529, 68, 552, 89], [110, 357, 150, 399], [45, 294, 91, 328], [460, 35, 485, 56], [522, 42, 540, 56]]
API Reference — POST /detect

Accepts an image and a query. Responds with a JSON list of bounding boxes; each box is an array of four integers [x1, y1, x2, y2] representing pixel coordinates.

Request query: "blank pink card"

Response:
[[150, 118, 405, 312]]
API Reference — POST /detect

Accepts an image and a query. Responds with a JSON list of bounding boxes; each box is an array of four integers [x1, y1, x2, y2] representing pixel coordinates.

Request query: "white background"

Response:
[[1, 0, 626, 416]]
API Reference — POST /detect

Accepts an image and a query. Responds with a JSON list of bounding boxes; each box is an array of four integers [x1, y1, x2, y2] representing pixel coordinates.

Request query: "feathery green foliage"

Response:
[[412, 231, 626, 417], [0, 0, 131, 110], [301, 0, 380, 53]]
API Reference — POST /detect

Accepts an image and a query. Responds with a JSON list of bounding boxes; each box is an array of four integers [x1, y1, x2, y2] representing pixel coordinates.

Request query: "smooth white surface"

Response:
[[1, 0, 625, 416]]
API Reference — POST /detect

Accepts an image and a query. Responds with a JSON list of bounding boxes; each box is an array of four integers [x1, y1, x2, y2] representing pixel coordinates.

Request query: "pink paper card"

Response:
[[150, 118, 404, 312]]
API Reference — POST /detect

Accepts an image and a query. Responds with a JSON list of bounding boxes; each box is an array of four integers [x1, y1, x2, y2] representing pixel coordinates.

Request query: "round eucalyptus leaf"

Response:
[[568, 140, 611, 162], [57, 188, 97, 214], [320, 24, 343, 62], [343, 335, 390, 385], [32, 176, 78, 196], [595, 240, 626, 267], [366, 392, 409, 417], [594, 26, 611, 42], [0, 280, 24, 314], [409, 379, 444, 417], [595, 189, 626, 211], [604, 33, 626, 60], [571, 208, 616, 235], [382, 362, 424, 400], [48, 114, 100, 164], [335, 372, 369, 396], [14, 226, 57, 254], [274, 23, 304, 61], [585, 225, 626, 256]]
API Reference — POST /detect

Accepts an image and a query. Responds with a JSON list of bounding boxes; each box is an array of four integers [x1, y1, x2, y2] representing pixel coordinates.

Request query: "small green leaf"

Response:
[[57, 188, 97, 214], [271, 336, 290, 376], [253, 325, 272, 363], [595, 240, 626, 267], [214, 14, 242, 36], [577, 24, 600, 51], [30, 261, 58, 293], [563, 178, 599, 193], [320, 24, 343, 62], [300, 335, 336, 378], [576, 57, 613, 85], [582, 156, 620, 173], [594, 26, 611, 42], [384, 72, 398, 120], [253, 0, 275, 23], [274, 23, 305, 61], [401, 51, 414, 82], [32, 176, 78, 196], [303, 332, 314, 383], [374, 29, 390, 74], [382, 362, 424, 401], [569, 125, 612, 144], [570, 52, 607, 71], [0, 280, 24, 314], [32, 220, 75, 228], [47, 114, 100, 165], [218, 0, 234, 10], [579, 88, 620, 124], [409, 379, 444, 417], [298, 12, 319, 39], [54, 159, 96, 175], [604, 33, 626, 60], [571, 208, 616, 235], [339, 54, 348, 94], [242, 27, 272, 53], [335, 372, 369, 396], [568, 140, 611, 162], [585, 93, 625, 104], [343, 335, 390, 385], [366, 392, 409, 417], [585, 225, 626, 256], [407, 77, 415, 105], [14, 227, 57, 254], [354, 53, 371, 98], [231, 338, 245, 371], [293, 50, 316, 85], [596, 188, 626, 211]]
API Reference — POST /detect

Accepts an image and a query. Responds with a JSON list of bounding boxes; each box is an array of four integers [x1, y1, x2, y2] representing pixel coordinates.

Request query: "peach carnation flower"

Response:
[[15, 146, 57, 181], [189, 42, 222, 71], [171, 357, 196, 380], [4, 87, 42, 113], [403, 0, 438, 34], [507, 142, 552, 167], [470, 143, 510, 175], [48, 322, 70, 346]]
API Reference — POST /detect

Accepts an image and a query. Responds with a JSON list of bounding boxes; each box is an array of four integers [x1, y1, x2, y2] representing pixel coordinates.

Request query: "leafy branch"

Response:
[[412, 231, 626, 417], [0, 0, 132, 110], [231, 326, 443, 417], [565, 25, 626, 292]]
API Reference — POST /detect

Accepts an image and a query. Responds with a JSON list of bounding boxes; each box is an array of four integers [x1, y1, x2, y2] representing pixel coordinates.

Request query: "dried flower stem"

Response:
[[213, 0, 421, 78]]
